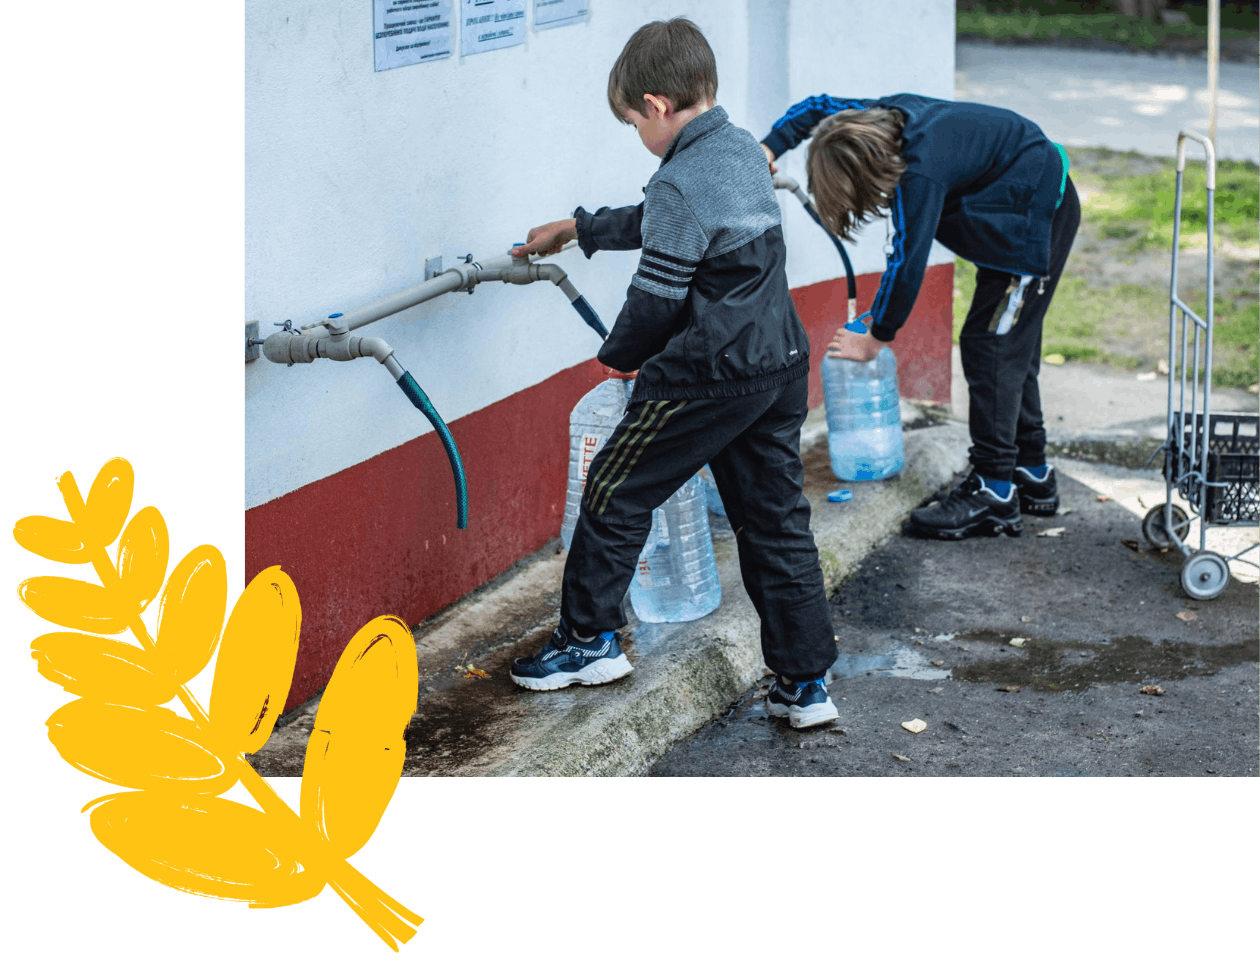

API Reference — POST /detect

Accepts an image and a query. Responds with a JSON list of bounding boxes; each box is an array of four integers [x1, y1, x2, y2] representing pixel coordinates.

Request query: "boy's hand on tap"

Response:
[[510, 219, 578, 258]]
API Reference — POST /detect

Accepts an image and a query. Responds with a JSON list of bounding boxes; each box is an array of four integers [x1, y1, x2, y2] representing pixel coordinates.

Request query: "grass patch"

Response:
[[1071, 148, 1260, 253], [958, 3, 1258, 52], [951, 259, 1258, 387]]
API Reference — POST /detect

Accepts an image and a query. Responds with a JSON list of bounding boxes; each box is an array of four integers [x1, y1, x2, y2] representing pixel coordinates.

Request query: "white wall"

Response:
[[245, 0, 954, 509]]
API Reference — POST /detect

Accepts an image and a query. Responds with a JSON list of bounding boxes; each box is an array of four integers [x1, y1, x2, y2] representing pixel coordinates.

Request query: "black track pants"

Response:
[[959, 177, 1081, 481], [563, 373, 838, 682]]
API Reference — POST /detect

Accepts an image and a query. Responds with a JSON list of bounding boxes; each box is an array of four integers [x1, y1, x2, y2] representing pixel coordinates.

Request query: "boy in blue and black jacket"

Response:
[[507, 19, 840, 730], [761, 93, 1080, 539]]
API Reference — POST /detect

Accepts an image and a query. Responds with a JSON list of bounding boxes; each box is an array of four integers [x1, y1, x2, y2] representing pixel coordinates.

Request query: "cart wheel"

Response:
[[1181, 551, 1230, 600], [1141, 503, 1189, 549]]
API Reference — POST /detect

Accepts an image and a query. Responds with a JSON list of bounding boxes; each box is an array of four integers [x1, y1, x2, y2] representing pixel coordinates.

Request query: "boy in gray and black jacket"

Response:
[[508, 18, 840, 729]]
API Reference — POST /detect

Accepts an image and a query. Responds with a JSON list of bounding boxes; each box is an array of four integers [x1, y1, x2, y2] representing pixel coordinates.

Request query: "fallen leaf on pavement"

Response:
[[1009, 638, 1026, 647], [892, 754, 910, 763], [901, 719, 927, 734], [1096, 495, 1112, 503], [1038, 527, 1066, 538], [931, 660, 945, 667], [464, 665, 490, 679], [1044, 353, 1066, 366], [1121, 539, 1140, 550], [1140, 685, 1166, 696], [1175, 610, 1197, 622], [996, 684, 1021, 692]]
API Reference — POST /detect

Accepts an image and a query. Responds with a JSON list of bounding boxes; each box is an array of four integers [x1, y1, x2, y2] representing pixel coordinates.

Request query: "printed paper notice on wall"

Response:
[[374, 0, 453, 71], [461, 0, 526, 56], [534, 0, 589, 30]]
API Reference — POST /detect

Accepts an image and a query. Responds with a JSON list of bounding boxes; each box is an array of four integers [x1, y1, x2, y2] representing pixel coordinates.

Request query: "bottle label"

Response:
[[636, 556, 653, 587], [579, 434, 602, 485]]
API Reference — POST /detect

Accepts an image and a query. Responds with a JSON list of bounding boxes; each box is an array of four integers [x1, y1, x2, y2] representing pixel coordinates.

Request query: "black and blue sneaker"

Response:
[[509, 620, 633, 691], [765, 676, 840, 729], [1014, 463, 1059, 516]]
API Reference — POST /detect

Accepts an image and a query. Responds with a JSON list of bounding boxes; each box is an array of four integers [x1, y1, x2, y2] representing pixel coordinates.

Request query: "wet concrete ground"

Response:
[[652, 459, 1259, 777]]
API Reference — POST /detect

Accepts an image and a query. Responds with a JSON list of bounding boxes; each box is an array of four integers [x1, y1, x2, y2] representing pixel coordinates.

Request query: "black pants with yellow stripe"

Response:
[[563, 373, 838, 682]]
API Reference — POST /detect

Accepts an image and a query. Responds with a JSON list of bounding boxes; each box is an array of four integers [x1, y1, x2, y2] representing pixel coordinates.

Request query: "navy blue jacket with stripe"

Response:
[[761, 93, 1067, 343], [573, 106, 810, 402]]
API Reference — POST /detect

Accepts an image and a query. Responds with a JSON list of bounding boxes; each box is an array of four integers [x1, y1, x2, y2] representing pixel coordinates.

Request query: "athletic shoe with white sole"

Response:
[[1014, 464, 1059, 516], [906, 471, 1023, 540], [509, 620, 633, 691], [765, 676, 840, 729]]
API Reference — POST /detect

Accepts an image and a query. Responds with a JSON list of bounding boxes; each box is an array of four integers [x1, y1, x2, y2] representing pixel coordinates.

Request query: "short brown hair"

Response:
[[807, 108, 907, 241], [607, 18, 718, 122]]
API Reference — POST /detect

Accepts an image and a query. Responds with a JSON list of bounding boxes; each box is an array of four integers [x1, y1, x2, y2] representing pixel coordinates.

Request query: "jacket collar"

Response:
[[659, 105, 728, 166]]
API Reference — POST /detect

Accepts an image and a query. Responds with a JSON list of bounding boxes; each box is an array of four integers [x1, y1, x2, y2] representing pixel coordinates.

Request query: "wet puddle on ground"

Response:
[[827, 645, 952, 683]]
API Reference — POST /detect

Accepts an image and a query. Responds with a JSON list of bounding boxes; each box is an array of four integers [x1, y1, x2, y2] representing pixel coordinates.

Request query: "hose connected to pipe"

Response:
[[260, 241, 606, 530], [773, 175, 859, 328], [397, 371, 469, 530]]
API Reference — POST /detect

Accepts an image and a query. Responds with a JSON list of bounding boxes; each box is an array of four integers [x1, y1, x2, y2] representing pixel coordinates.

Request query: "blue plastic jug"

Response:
[[821, 345, 905, 481]]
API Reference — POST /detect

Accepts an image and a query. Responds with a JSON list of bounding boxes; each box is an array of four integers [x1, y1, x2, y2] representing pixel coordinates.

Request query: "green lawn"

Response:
[[958, 2, 1258, 52]]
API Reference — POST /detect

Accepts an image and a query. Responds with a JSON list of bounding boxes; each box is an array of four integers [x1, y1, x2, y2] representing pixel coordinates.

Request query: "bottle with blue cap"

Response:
[[821, 312, 905, 482]]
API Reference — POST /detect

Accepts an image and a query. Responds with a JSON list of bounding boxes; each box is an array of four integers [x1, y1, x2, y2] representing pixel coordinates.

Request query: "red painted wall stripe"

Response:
[[248, 266, 953, 711]]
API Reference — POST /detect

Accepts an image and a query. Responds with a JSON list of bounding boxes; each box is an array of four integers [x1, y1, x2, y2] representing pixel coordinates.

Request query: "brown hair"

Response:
[[607, 18, 718, 122], [807, 108, 907, 241]]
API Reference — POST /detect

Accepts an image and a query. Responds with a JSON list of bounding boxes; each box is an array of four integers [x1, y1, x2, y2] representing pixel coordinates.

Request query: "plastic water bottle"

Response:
[[822, 345, 905, 481], [697, 463, 726, 516], [630, 473, 722, 623], [561, 374, 636, 550]]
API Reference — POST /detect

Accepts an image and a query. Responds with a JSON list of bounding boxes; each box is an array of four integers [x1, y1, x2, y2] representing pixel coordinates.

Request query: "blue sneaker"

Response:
[[766, 676, 839, 729], [509, 621, 633, 691]]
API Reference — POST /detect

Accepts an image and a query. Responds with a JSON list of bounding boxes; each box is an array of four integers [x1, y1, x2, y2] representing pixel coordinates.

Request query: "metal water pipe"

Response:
[[253, 242, 607, 530]]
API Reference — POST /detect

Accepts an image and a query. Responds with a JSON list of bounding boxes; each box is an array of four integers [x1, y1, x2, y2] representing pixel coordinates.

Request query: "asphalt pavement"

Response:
[[955, 41, 1260, 163]]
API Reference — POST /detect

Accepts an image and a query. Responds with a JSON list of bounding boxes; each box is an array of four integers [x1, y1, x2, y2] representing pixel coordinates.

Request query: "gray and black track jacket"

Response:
[[574, 106, 810, 402]]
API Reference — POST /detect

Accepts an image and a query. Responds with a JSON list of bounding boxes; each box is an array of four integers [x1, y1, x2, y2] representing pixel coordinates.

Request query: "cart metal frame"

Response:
[[1140, 130, 1260, 600]]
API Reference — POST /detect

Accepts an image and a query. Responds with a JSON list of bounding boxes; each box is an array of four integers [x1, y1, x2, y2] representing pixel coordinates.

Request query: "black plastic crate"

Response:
[[1169, 411, 1259, 524]]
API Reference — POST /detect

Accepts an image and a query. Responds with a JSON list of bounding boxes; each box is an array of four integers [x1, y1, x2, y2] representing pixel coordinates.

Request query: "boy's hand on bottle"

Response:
[[510, 218, 578, 258], [760, 142, 778, 174], [827, 325, 883, 361]]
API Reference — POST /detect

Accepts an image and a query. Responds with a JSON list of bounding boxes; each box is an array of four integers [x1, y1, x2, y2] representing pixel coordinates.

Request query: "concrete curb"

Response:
[[249, 418, 971, 779], [481, 420, 970, 776]]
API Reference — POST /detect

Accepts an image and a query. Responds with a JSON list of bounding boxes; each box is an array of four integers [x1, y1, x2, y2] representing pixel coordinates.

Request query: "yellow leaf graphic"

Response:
[[88, 792, 324, 907], [209, 566, 301, 755], [18, 575, 128, 634], [116, 506, 169, 613], [78, 457, 134, 547], [301, 615, 418, 860], [13, 514, 91, 564], [46, 699, 237, 796], [31, 631, 177, 706], [154, 545, 228, 684]]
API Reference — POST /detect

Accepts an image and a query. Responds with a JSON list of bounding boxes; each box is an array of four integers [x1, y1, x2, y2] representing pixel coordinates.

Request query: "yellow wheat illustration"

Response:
[[15, 457, 423, 950]]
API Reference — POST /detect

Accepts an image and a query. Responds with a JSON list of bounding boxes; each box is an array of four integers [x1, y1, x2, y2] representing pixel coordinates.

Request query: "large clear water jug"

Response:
[[630, 473, 722, 623], [561, 375, 636, 550], [697, 463, 726, 516], [821, 345, 905, 481]]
